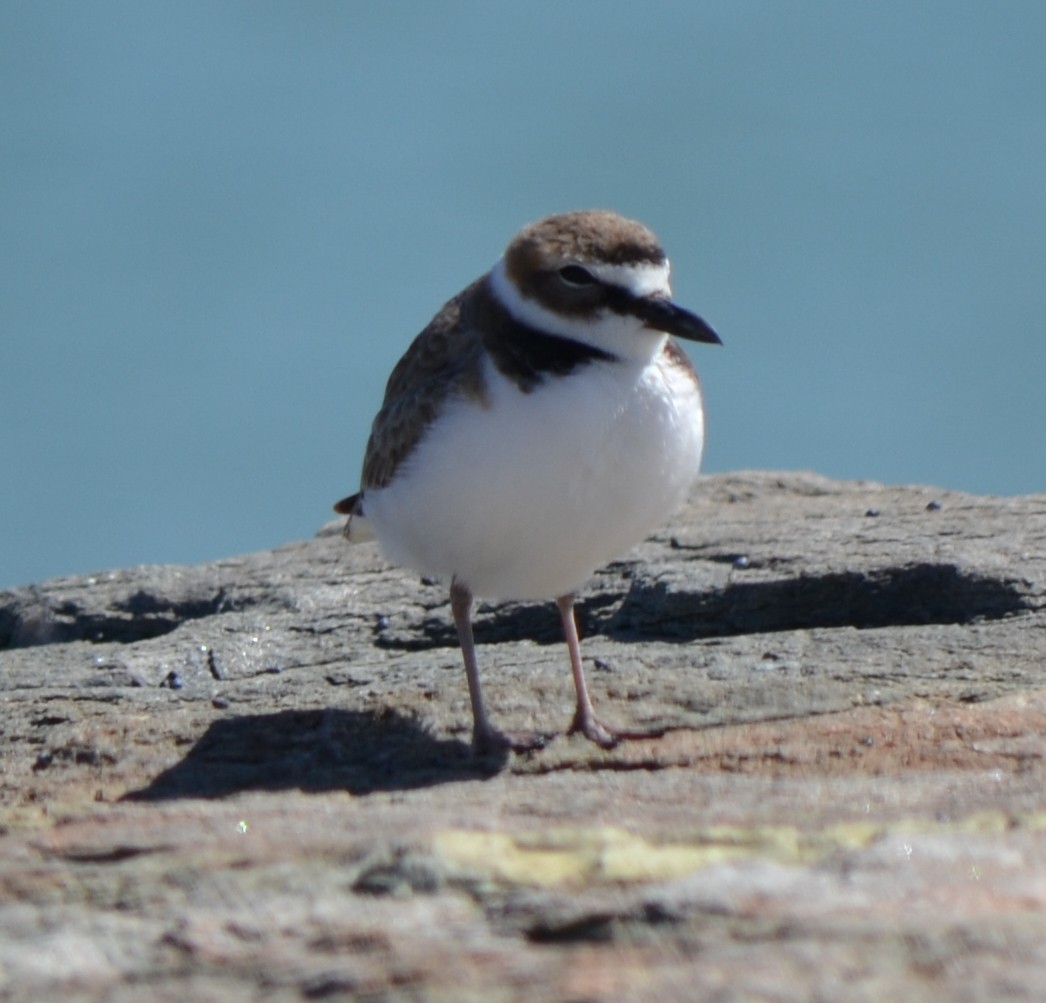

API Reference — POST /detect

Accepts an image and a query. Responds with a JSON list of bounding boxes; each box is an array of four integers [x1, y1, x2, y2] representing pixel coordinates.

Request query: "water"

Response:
[[2, 1, 1044, 588]]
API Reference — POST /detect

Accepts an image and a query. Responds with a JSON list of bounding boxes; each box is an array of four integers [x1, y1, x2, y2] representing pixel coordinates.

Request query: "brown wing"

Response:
[[358, 279, 489, 491]]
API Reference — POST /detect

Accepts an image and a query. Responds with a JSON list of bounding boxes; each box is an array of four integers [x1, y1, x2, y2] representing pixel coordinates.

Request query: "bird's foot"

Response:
[[568, 710, 666, 749]]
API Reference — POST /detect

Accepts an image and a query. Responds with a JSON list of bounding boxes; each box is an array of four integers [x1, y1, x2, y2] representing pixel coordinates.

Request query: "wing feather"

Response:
[[359, 279, 488, 491]]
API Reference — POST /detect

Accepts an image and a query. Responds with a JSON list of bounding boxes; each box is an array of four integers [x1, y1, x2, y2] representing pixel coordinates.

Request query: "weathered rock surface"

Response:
[[1, 471, 1045, 1001]]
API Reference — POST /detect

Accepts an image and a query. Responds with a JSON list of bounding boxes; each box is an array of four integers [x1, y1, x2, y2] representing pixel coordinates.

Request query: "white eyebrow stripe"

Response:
[[586, 260, 672, 298]]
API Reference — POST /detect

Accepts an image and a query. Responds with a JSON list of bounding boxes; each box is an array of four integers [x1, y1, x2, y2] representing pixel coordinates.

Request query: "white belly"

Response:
[[364, 350, 705, 600]]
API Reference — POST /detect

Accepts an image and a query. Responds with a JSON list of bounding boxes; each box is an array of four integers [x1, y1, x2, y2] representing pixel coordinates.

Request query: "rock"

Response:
[[1, 471, 1045, 1001]]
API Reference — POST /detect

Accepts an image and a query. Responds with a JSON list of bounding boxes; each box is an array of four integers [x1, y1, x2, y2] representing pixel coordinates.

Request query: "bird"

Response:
[[334, 209, 721, 754]]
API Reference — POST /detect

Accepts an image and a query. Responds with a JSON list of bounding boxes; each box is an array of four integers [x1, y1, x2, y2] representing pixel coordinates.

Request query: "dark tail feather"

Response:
[[333, 492, 363, 516], [333, 492, 373, 543]]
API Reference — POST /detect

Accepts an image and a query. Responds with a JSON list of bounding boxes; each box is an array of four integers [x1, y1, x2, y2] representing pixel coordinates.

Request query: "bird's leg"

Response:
[[449, 578, 495, 750], [450, 578, 545, 755], [557, 593, 664, 748]]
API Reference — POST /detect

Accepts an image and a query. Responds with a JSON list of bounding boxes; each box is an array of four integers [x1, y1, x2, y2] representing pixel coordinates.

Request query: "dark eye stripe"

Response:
[[558, 265, 596, 286]]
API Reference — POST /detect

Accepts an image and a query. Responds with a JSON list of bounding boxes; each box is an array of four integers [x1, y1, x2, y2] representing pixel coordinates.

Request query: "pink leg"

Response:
[[451, 578, 546, 755], [557, 594, 664, 748]]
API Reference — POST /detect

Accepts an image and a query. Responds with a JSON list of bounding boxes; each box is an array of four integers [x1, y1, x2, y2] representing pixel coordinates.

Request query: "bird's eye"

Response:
[[558, 265, 595, 287]]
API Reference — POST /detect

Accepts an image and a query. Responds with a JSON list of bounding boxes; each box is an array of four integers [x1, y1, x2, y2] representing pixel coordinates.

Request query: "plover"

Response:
[[335, 210, 720, 753]]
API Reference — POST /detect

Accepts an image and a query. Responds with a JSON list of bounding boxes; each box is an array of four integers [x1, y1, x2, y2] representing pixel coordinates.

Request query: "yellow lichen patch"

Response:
[[431, 810, 1041, 890], [1024, 812, 1046, 831], [692, 824, 804, 863], [817, 821, 884, 853], [955, 810, 1013, 835], [433, 826, 798, 888], [432, 830, 592, 887]]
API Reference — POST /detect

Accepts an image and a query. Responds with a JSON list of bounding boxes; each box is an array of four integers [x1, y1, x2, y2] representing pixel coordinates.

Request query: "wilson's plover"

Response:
[[335, 210, 721, 753]]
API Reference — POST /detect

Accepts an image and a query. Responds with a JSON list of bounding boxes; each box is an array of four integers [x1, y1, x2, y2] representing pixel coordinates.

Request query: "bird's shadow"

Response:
[[123, 707, 502, 801], [124, 563, 1029, 803]]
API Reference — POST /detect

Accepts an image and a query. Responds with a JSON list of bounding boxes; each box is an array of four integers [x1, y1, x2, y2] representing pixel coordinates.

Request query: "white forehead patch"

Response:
[[586, 260, 672, 298]]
